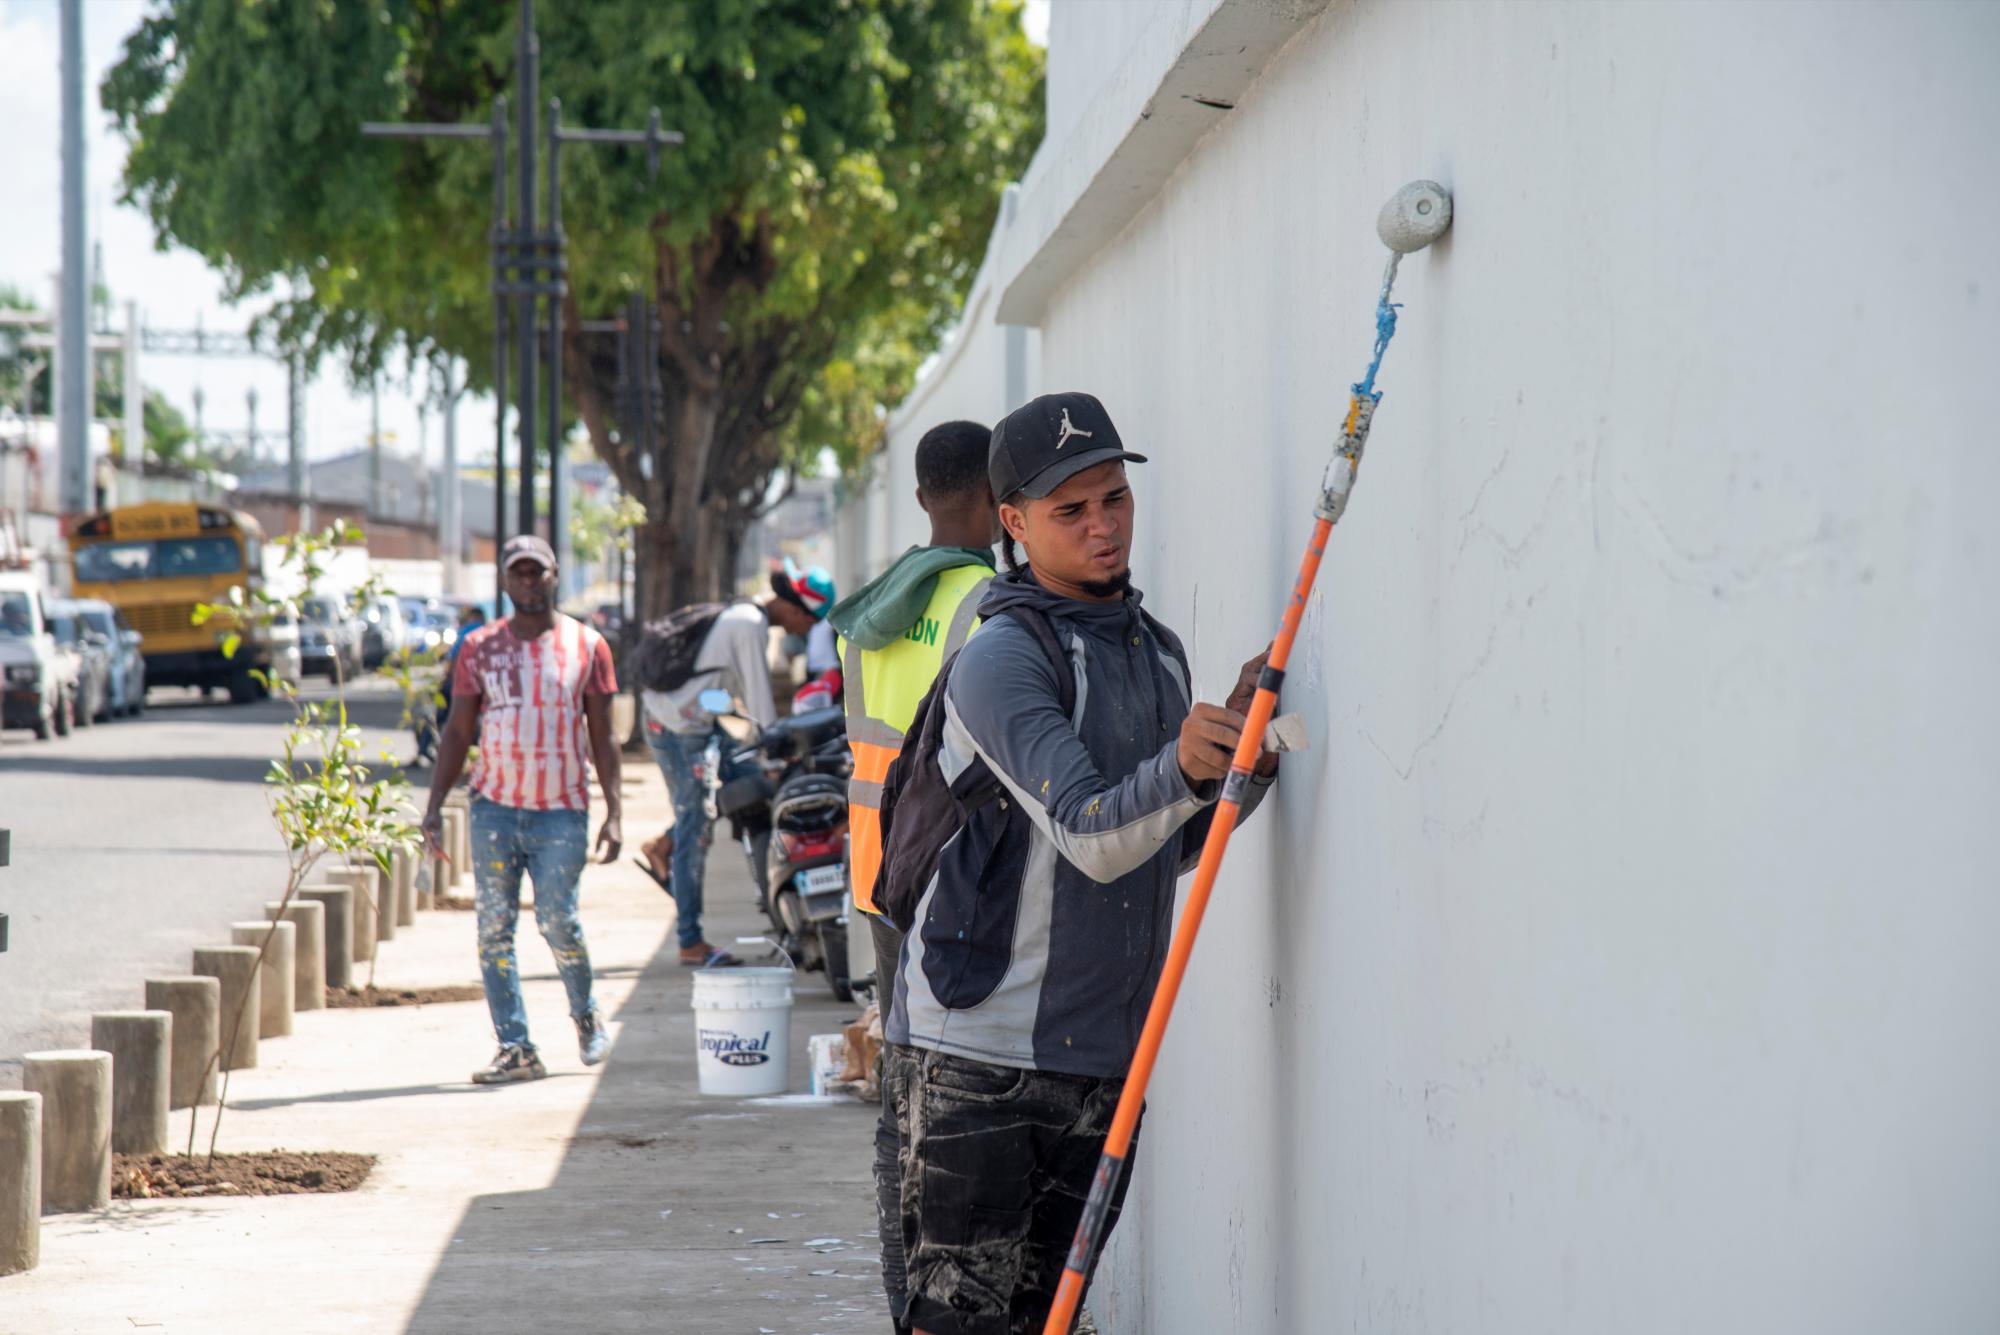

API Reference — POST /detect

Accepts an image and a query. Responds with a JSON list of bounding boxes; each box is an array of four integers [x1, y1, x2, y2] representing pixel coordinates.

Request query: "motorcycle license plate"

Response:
[[799, 865, 845, 900]]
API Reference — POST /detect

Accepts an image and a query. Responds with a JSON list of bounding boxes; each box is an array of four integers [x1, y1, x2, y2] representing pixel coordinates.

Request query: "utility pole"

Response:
[[246, 387, 259, 464], [592, 292, 661, 631], [57, 0, 91, 516], [364, 0, 679, 606], [368, 374, 382, 516], [287, 353, 304, 498], [123, 302, 142, 468], [514, 4, 539, 544], [438, 361, 464, 595]]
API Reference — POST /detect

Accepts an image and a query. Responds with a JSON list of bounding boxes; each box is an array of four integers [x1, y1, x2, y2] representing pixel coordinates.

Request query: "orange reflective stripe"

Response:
[[850, 805, 885, 914], [848, 738, 900, 913], [850, 739, 898, 787]]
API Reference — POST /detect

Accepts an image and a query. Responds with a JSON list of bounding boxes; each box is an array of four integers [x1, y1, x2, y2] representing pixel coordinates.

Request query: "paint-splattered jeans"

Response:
[[644, 724, 713, 950], [871, 915, 915, 1329], [899, 1051, 1139, 1335], [470, 796, 596, 1050]]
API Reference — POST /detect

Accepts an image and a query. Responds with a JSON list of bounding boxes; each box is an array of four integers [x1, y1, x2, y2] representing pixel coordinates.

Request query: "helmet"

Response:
[[772, 558, 836, 620], [792, 677, 837, 713]]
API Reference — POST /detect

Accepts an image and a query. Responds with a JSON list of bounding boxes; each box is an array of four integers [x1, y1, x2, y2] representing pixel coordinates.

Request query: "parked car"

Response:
[[399, 596, 447, 658], [76, 598, 146, 717], [265, 604, 304, 691], [299, 594, 364, 681], [0, 573, 65, 739], [358, 594, 409, 669], [46, 599, 109, 728]]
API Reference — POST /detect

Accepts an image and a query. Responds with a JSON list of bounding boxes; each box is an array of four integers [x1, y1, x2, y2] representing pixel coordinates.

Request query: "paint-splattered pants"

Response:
[[644, 723, 713, 949], [871, 914, 915, 1329], [470, 796, 596, 1050], [899, 1051, 1139, 1335]]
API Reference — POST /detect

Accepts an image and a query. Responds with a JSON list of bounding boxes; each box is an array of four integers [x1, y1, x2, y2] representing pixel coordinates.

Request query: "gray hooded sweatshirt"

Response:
[[886, 568, 1274, 1078]]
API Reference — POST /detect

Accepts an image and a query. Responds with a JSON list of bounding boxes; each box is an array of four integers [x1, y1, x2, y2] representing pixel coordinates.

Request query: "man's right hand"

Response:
[[1177, 702, 1249, 787], [420, 810, 446, 861]]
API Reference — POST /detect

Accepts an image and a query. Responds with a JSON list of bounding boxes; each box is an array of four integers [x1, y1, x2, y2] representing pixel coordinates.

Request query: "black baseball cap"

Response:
[[501, 534, 556, 571], [989, 391, 1148, 502]]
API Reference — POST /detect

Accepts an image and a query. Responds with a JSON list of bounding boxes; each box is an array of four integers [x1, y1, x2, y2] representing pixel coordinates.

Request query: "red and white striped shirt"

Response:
[[452, 614, 618, 811]]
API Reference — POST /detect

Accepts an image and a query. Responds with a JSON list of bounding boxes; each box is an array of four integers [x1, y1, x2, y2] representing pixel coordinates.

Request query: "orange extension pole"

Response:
[[1037, 511, 1332, 1334], [1038, 187, 1444, 1328]]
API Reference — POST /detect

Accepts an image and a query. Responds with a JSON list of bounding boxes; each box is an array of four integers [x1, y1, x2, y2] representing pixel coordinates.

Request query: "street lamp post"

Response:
[[364, 0, 679, 610]]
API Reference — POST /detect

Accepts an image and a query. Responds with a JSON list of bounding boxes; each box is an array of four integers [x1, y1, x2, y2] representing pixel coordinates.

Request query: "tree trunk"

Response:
[[634, 495, 739, 619]]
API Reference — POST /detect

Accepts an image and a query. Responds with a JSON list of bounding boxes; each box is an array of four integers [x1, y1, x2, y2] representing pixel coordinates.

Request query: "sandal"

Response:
[[631, 857, 672, 894]]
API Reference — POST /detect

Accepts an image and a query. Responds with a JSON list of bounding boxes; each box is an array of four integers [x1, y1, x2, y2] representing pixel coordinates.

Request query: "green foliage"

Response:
[[187, 518, 419, 1161], [141, 390, 197, 464], [104, 1, 1044, 602], [569, 486, 644, 569], [196, 520, 417, 873]]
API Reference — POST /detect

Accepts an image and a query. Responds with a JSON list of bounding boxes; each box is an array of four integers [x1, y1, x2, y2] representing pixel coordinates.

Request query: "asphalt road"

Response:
[[0, 678, 424, 1088]]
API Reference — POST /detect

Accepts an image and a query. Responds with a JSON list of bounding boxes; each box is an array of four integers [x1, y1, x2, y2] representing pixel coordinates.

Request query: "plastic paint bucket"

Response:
[[690, 967, 793, 1096]]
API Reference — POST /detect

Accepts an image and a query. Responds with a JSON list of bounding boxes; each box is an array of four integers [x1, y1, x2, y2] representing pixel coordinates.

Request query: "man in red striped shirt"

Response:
[[423, 535, 624, 1084]]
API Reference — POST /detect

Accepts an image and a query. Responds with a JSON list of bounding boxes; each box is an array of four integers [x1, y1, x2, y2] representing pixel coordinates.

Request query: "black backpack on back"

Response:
[[630, 600, 747, 693], [875, 604, 1074, 934]]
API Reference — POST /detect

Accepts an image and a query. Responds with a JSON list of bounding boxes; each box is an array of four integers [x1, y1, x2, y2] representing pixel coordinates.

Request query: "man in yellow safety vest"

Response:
[[825, 419, 998, 1334]]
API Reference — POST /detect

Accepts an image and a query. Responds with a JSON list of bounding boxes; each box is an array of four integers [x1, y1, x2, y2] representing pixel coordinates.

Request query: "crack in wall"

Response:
[[1354, 586, 1547, 781], [1616, 484, 1857, 599]]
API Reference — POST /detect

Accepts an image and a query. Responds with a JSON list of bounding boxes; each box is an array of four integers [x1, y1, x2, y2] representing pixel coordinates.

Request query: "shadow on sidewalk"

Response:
[[230, 1077, 585, 1112], [402, 923, 887, 1335]]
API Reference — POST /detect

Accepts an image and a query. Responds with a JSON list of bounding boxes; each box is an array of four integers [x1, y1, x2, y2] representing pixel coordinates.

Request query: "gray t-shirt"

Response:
[[641, 602, 778, 736]]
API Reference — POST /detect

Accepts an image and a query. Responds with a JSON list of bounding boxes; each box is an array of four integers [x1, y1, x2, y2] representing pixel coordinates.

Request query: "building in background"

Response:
[[737, 473, 841, 591], [840, 2, 1999, 1330], [237, 449, 496, 567]]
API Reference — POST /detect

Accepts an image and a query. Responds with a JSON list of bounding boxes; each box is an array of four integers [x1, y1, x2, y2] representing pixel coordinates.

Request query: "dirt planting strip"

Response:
[[114, 1151, 375, 1198], [324, 983, 486, 1008]]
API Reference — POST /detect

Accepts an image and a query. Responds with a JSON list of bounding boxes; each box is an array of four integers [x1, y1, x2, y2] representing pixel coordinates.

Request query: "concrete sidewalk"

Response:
[[1, 764, 889, 1334]]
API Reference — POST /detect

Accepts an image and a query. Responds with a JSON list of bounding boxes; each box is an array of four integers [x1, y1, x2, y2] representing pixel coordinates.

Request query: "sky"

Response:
[[0, 0, 1049, 477]]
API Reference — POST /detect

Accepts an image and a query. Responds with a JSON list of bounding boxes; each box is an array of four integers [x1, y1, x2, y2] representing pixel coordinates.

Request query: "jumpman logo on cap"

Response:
[[1054, 408, 1094, 451]]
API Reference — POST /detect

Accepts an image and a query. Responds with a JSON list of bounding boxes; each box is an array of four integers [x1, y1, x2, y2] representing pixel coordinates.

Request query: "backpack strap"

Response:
[[994, 603, 1077, 720]]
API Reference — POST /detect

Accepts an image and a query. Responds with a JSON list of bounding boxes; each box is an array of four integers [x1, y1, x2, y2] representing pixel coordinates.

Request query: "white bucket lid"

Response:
[[691, 966, 795, 1011]]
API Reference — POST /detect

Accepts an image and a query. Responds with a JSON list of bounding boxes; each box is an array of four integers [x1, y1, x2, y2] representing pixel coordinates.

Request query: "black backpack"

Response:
[[630, 600, 748, 693], [874, 604, 1074, 933]]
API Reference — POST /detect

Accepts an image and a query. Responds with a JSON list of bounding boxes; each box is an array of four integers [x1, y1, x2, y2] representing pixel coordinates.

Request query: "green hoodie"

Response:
[[825, 544, 996, 652]]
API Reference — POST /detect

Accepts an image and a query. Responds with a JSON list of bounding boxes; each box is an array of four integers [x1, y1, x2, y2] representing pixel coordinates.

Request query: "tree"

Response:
[[105, 0, 1044, 612], [190, 522, 419, 1162]]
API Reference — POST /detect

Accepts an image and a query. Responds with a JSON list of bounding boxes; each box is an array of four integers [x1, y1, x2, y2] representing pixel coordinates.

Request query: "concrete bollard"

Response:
[[22, 1051, 111, 1214], [88, 1011, 171, 1156], [415, 854, 437, 911], [230, 920, 295, 1039], [324, 866, 381, 961], [298, 885, 354, 989], [265, 899, 326, 1010], [442, 808, 467, 889], [393, 849, 417, 926], [357, 859, 396, 944], [191, 946, 261, 1071], [144, 977, 219, 1108], [0, 1091, 40, 1275]]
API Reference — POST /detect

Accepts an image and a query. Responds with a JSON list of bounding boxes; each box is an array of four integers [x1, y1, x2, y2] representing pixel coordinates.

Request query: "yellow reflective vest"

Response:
[[841, 563, 992, 915]]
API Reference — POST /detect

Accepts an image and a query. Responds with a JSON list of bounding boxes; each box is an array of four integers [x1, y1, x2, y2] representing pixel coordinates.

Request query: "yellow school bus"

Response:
[[67, 502, 289, 703]]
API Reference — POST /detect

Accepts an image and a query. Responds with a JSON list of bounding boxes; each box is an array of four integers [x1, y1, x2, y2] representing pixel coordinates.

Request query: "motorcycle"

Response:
[[697, 687, 856, 1001]]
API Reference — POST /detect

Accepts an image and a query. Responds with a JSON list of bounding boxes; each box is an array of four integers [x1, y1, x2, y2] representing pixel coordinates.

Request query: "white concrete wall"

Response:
[[834, 197, 1040, 587], [1043, 0, 1220, 155], [1015, 2, 2000, 1331]]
